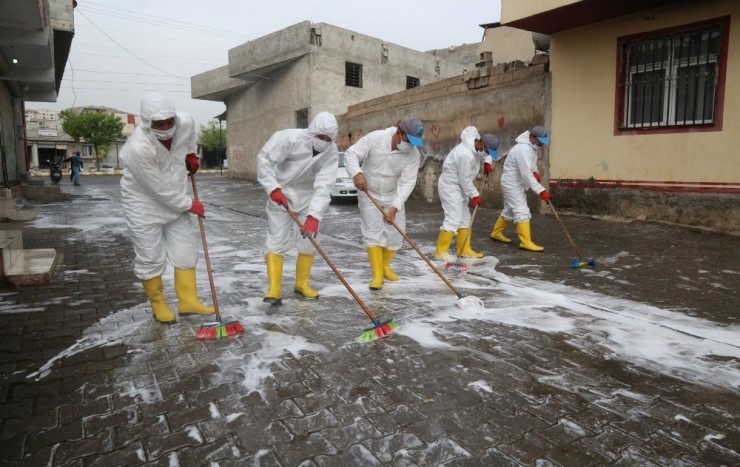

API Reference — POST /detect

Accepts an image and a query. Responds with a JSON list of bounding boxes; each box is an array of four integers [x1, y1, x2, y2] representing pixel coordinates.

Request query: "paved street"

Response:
[[1, 174, 739, 466]]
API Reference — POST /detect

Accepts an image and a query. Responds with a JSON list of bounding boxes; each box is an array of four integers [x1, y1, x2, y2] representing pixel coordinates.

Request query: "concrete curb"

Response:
[[30, 169, 228, 177]]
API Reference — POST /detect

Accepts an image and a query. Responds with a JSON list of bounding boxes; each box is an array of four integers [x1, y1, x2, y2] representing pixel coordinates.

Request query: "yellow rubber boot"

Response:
[[263, 253, 284, 304], [434, 230, 456, 262], [367, 246, 384, 290], [490, 216, 512, 243], [141, 276, 176, 324], [382, 248, 398, 281], [457, 228, 484, 258], [294, 254, 319, 299], [175, 268, 215, 315], [516, 221, 544, 252]]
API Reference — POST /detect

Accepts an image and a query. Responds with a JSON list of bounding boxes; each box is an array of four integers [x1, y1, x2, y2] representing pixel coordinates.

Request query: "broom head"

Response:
[[357, 319, 398, 343], [569, 258, 596, 269], [197, 319, 245, 340]]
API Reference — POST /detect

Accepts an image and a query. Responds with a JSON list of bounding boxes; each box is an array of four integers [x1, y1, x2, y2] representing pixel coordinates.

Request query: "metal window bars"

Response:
[[621, 24, 721, 129], [345, 62, 363, 88]]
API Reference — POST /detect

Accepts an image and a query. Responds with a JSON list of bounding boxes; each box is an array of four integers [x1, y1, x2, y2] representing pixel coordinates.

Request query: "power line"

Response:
[[72, 46, 224, 63], [63, 69, 189, 78], [79, 6, 250, 41], [73, 51, 225, 67], [60, 86, 192, 93], [75, 9, 189, 81], [74, 24, 241, 49], [82, 1, 256, 39], [70, 78, 190, 86], [69, 55, 77, 107], [74, 42, 228, 61]]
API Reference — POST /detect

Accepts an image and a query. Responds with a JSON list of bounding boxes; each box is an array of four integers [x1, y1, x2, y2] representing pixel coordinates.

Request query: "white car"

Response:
[[331, 152, 358, 203]]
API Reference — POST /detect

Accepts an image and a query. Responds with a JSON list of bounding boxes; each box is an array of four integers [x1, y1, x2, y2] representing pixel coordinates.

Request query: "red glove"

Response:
[[270, 188, 289, 207], [471, 196, 481, 207], [189, 200, 205, 217], [533, 172, 542, 182], [185, 153, 200, 174], [301, 216, 320, 238], [539, 191, 551, 202], [483, 163, 492, 176]]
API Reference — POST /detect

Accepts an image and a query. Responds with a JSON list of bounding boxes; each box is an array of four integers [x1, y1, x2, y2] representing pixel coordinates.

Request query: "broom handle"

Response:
[[364, 191, 464, 298], [456, 178, 488, 256], [547, 202, 584, 259], [190, 174, 222, 321], [284, 207, 378, 323]]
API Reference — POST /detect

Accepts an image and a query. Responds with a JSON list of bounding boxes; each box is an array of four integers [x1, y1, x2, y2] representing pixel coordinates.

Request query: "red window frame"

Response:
[[614, 15, 730, 136]]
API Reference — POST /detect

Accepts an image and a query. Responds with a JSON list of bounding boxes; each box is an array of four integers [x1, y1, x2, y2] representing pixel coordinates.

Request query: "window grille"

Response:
[[345, 62, 363, 88], [620, 24, 721, 129], [295, 108, 309, 129], [406, 76, 420, 89]]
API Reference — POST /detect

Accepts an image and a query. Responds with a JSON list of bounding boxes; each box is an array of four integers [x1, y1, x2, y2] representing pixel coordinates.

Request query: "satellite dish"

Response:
[[532, 33, 551, 53]]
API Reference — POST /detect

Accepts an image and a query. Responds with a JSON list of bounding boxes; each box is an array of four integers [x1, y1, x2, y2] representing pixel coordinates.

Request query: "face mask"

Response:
[[312, 137, 331, 153], [152, 125, 176, 141], [477, 150, 488, 157], [397, 141, 412, 153]]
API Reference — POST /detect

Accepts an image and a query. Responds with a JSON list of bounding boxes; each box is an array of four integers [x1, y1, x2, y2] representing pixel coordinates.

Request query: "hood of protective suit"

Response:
[[460, 126, 480, 153], [140, 93, 177, 130], [515, 131, 536, 147], [307, 112, 339, 141]]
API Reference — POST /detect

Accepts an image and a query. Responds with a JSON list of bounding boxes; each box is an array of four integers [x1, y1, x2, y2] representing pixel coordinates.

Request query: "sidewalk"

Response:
[[30, 169, 228, 176], [0, 175, 738, 466]]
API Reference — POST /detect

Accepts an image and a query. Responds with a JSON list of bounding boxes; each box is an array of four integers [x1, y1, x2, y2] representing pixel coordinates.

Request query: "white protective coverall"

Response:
[[257, 112, 339, 256], [438, 127, 492, 232], [120, 94, 198, 280], [500, 131, 546, 223], [344, 127, 421, 250]]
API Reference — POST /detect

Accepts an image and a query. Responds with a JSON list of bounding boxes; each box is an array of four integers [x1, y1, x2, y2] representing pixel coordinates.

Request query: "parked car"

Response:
[[330, 152, 357, 203]]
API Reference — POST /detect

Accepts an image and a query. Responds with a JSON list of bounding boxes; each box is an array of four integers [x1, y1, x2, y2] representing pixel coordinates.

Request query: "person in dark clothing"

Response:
[[63, 151, 84, 186]]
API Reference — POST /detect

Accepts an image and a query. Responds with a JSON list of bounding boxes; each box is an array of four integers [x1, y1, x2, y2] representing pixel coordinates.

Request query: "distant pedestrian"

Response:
[[257, 112, 339, 305], [490, 126, 550, 251], [63, 151, 84, 186], [119, 93, 214, 324], [344, 117, 424, 290]]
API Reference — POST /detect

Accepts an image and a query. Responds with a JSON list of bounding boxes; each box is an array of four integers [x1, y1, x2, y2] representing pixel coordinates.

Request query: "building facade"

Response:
[[192, 21, 466, 180], [501, 0, 740, 230], [0, 0, 74, 189], [25, 106, 141, 169]]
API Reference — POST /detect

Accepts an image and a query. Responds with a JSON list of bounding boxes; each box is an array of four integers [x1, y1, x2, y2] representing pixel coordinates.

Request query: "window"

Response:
[[406, 76, 420, 89], [295, 108, 309, 129], [619, 22, 724, 130], [345, 62, 362, 88], [82, 145, 94, 157]]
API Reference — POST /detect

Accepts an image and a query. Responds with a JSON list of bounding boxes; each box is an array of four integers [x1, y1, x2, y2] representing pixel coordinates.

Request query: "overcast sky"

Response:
[[29, 0, 502, 127]]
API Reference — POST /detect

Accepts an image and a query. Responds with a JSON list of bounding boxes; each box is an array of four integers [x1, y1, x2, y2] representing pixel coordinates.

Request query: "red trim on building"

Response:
[[504, 0, 686, 35], [614, 16, 731, 136], [551, 179, 740, 194]]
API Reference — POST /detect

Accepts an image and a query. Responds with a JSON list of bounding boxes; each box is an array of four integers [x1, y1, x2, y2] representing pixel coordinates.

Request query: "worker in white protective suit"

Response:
[[435, 128, 500, 261], [257, 112, 339, 305], [344, 117, 424, 290], [490, 126, 551, 251], [120, 93, 213, 324]]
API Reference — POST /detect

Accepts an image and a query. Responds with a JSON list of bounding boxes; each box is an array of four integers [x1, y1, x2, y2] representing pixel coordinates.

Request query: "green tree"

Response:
[[60, 109, 125, 170], [199, 120, 227, 153]]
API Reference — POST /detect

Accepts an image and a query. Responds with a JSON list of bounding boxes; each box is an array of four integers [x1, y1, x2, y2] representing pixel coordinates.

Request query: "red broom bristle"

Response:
[[197, 327, 216, 340]]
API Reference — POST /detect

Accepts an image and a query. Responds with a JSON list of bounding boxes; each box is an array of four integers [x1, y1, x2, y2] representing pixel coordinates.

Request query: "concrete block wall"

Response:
[[337, 64, 551, 208]]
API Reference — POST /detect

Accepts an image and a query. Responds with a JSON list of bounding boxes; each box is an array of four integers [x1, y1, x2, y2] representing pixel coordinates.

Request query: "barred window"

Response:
[[619, 24, 722, 129], [406, 76, 420, 89], [295, 108, 309, 129], [345, 62, 363, 88]]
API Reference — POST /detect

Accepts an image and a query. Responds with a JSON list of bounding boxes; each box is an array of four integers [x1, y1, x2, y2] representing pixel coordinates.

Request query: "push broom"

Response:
[[547, 201, 596, 269], [365, 191, 482, 310], [284, 207, 397, 342], [190, 174, 245, 339]]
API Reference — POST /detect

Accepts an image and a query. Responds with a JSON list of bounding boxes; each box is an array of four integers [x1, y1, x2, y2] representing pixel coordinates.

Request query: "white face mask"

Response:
[[312, 137, 331, 153], [397, 141, 412, 153], [152, 125, 176, 141]]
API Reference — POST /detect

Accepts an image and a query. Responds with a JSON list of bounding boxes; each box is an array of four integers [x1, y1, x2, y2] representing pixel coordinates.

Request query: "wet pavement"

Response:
[[1, 174, 739, 467]]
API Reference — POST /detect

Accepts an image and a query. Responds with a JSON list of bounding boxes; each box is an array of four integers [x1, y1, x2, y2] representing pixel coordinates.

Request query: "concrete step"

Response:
[[0, 230, 57, 286], [5, 249, 57, 286], [0, 199, 36, 221], [0, 230, 23, 274]]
